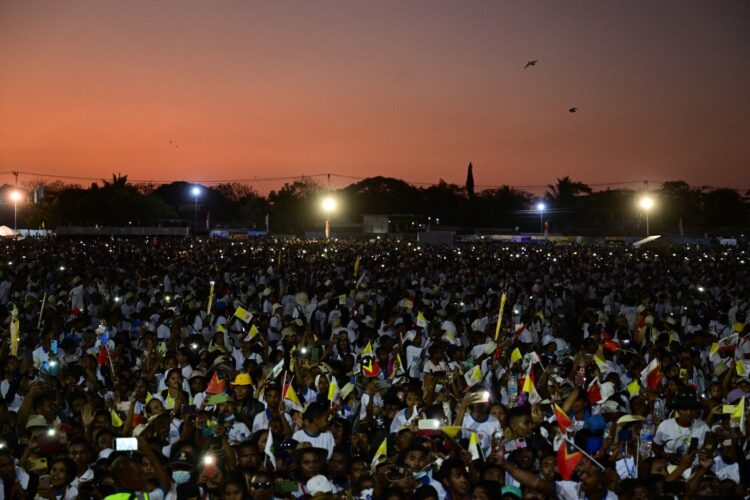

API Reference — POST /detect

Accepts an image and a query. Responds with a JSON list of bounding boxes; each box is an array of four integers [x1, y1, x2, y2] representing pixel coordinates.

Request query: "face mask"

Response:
[[172, 470, 191, 485]]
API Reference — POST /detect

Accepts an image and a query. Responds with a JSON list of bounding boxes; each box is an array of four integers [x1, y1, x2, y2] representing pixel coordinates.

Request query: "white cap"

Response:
[[306, 474, 333, 495]]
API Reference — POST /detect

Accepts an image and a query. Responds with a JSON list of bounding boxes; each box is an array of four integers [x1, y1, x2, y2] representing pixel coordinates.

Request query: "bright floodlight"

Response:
[[9, 191, 22, 202], [639, 196, 654, 211], [536, 202, 546, 211], [191, 186, 201, 197], [322, 196, 337, 214]]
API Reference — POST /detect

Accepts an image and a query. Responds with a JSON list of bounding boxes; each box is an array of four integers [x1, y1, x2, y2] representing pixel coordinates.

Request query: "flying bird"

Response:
[[524, 60, 538, 69], [569, 108, 577, 113]]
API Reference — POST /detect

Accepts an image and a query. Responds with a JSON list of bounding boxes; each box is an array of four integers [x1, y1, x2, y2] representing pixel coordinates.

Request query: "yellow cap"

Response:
[[231, 373, 252, 386]]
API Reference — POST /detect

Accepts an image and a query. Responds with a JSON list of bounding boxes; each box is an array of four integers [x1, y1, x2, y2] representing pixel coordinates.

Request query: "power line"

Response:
[[2, 168, 747, 193]]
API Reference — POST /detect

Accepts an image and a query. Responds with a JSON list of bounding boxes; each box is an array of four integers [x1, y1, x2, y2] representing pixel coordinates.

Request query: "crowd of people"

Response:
[[0, 236, 749, 499]]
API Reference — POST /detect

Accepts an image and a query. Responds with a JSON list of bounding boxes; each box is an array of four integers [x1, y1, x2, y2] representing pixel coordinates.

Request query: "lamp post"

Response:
[[536, 202, 546, 234], [10, 191, 22, 231], [321, 196, 337, 239], [639, 195, 654, 236], [191, 186, 201, 233]]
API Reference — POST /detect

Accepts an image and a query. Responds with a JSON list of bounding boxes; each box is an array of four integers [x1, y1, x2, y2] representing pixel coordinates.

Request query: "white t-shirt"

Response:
[[291, 429, 335, 459], [653, 418, 709, 455], [712, 455, 740, 483], [460, 414, 501, 455], [554, 481, 617, 500]]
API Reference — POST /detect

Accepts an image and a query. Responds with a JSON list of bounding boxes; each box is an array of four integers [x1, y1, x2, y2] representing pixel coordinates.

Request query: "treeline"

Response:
[[5, 174, 749, 235]]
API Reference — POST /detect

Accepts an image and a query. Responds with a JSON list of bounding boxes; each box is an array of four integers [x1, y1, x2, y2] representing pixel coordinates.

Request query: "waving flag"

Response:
[[464, 365, 483, 387], [510, 348, 522, 365], [234, 306, 253, 323], [468, 432, 483, 461], [521, 366, 542, 404], [264, 427, 276, 469], [371, 438, 387, 471], [206, 372, 226, 394], [640, 358, 664, 391], [553, 404, 572, 434], [557, 442, 583, 480]]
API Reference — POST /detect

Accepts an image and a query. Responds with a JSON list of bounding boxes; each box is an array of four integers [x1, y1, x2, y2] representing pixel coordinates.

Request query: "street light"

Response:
[[321, 196, 337, 239], [191, 186, 201, 233], [9, 191, 22, 231], [639, 195, 654, 236], [536, 202, 546, 234]]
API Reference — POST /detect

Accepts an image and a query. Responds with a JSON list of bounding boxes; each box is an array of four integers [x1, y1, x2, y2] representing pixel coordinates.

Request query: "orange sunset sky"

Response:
[[1, 1, 748, 194]]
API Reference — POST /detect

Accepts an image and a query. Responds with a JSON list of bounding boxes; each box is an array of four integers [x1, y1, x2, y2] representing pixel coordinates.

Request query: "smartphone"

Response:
[[38, 475, 51, 490], [50, 340, 58, 355], [503, 438, 527, 452], [418, 419, 441, 430], [475, 391, 490, 403], [276, 480, 299, 493], [202, 455, 217, 479], [311, 348, 320, 362], [115, 437, 138, 451], [688, 438, 699, 452]]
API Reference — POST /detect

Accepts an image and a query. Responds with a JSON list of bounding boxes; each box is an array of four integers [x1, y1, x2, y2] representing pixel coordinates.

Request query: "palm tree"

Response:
[[546, 176, 592, 207]]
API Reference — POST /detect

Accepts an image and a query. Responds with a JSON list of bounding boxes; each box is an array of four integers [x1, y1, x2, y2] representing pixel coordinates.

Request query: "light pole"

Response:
[[321, 196, 337, 239], [191, 186, 201, 233], [639, 195, 654, 236], [10, 191, 22, 231], [536, 202, 545, 234]]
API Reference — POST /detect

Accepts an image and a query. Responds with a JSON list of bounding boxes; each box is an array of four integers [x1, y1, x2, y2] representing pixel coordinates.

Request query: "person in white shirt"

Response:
[[653, 391, 709, 458], [291, 402, 336, 459], [454, 388, 501, 455]]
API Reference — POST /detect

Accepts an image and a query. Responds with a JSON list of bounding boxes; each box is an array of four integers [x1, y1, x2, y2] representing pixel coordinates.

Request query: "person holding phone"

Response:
[[34, 457, 77, 500]]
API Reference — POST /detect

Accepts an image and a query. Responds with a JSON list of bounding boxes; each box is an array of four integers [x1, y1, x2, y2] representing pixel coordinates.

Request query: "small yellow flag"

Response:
[[328, 378, 339, 402], [371, 438, 387, 470], [354, 256, 361, 277], [245, 324, 260, 341], [145, 392, 153, 404], [234, 307, 253, 323], [627, 379, 640, 396], [464, 365, 482, 387], [510, 348, 522, 365], [737, 360, 746, 376], [111, 409, 123, 428], [217, 324, 227, 333], [417, 312, 427, 328], [284, 384, 302, 409], [594, 356, 607, 369], [469, 432, 482, 461]]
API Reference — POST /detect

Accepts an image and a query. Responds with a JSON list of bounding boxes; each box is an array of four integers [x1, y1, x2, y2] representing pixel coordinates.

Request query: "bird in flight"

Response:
[[524, 60, 538, 69], [569, 108, 578, 113]]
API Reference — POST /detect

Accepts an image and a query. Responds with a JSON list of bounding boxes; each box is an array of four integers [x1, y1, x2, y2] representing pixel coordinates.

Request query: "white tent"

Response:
[[0, 226, 17, 237]]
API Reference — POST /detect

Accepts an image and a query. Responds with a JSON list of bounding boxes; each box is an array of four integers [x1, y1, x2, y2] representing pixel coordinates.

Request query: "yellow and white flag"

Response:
[[9, 316, 20, 357], [284, 383, 303, 412], [371, 438, 387, 471], [417, 312, 427, 328], [328, 378, 339, 402], [234, 306, 253, 323], [469, 432, 483, 461], [354, 256, 361, 277], [732, 397, 746, 435], [245, 324, 260, 341], [494, 292, 506, 340], [521, 366, 542, 404], [464, 365, 483, 387]]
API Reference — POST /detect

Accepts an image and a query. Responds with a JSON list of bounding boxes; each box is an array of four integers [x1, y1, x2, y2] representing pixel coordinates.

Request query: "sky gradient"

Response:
[[1, 0, 748, 194]]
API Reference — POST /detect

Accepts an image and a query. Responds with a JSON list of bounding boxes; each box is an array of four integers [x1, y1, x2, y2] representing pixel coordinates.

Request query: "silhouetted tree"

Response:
[[466, 163, 475, 200]]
